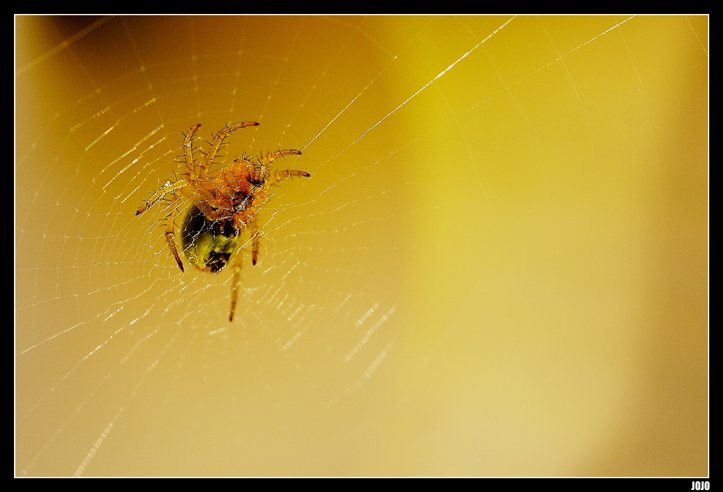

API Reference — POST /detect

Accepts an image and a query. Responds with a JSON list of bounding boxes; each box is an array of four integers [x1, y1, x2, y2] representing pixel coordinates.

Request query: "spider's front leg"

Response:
[[183, 123, 202, 182], [267, 169, 312, 187], [262, 150, 310, 186], [261, 148, 302, 166], [200, 121, 259, 177]]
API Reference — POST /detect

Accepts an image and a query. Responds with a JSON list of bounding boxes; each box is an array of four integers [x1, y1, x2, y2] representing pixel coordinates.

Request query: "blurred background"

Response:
[[15, 15, 708, 477]]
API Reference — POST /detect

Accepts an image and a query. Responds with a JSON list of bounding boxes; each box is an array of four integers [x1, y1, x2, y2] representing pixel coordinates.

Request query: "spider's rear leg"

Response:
[[164, 198, 185, 272], [229, 247, 243, 322], [249, 216, 260, 266], [166, 232, 184, 272]]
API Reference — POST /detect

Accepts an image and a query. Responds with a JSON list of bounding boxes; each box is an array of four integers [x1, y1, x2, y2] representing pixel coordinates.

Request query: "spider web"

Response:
[[15, 15, 708, 477]]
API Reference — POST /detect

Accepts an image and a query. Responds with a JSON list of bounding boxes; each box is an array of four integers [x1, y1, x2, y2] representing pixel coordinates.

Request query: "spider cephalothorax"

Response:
[[136, 122, 310, 321]]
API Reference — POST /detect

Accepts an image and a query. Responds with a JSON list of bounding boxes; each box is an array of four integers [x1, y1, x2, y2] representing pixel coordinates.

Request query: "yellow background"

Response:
[[16, 15, 708, 476]]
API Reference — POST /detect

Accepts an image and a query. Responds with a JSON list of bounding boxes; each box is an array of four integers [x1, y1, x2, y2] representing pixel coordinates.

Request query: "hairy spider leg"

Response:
[[253, 151, 310, 266], [262, 149, 302, 167], [200, 121, 259, 177], [183, 124, 201, 182], [180, 123, 222, 218], [135, 179, 188, 216], [266, 169, 312, 187], [136, 178, 217, 219], [162, 193, 187, 272], [138, 123, 216, 217], [229, 242, 244, 322], [259, 149, 311, 190], [249, 215, 261, 266]]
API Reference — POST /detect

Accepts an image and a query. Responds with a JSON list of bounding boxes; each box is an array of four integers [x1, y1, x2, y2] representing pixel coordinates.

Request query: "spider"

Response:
[[136, 122, 310, 321]]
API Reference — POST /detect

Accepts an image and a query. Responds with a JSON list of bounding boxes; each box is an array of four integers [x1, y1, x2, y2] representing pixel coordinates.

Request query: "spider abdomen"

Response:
[[181, 204, 241, 274]]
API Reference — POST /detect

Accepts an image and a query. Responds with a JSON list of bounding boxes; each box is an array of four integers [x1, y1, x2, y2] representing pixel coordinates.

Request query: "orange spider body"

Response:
[[212, 158, 268, 234], [136, 122, 310, 321]]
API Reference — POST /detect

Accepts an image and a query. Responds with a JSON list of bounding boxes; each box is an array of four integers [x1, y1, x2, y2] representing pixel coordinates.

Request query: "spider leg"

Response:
[[229, 242, 244, 322], [180, 124, 221, 216], [163, 195, 186, 272], [265, 169, 311, 187], [136, 177, 219, 223], [261, 149, 302, 166], [136, 179, 189, 215], [201, 121, 259, 177], [183, 124, 202, 182], [249, 216, 260, 266]]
